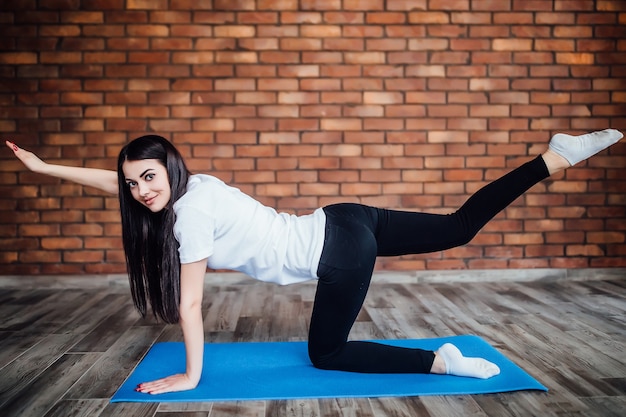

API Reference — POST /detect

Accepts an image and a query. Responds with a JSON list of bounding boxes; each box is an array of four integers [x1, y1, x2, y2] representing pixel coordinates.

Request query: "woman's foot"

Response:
[[432, 343, 500, 379], [544, 129, 623, 174]]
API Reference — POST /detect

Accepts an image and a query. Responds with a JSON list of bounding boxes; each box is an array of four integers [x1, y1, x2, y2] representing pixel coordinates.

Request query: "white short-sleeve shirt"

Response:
[[173, 174, 326, 285]]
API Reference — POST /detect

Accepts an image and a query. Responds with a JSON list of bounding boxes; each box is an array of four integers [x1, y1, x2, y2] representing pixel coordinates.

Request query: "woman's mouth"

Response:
[[144, 196, 156, 206]]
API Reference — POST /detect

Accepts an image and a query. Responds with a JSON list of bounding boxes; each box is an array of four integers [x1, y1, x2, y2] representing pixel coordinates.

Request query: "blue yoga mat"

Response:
[[111, 335, 547, 402]]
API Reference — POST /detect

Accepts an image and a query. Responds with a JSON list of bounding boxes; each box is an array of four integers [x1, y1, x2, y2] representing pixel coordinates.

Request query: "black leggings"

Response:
[[308, 155, 550, 373]]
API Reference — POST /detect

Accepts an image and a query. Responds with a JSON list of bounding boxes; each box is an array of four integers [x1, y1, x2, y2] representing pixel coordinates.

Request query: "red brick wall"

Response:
[[1, 0, 625, 275]]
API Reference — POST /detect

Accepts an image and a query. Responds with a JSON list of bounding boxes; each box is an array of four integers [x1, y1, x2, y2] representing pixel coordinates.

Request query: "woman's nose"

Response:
[[137, 182, 149, 196]]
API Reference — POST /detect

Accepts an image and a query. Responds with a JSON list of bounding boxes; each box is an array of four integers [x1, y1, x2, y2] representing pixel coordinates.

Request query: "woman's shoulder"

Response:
[[175, 174, 242, 209], [184, 174, 232, 194]]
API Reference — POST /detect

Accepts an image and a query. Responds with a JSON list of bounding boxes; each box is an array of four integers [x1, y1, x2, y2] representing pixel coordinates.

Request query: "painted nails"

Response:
[[6, 140, 18, 151]]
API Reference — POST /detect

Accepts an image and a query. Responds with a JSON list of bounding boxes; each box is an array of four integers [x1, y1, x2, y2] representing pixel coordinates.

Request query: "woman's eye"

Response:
[[127, 181, 137, 188], [145, 173, 154, 181]]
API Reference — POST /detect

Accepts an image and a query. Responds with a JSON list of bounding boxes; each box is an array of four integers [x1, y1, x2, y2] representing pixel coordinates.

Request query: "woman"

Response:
[[5, 128, 623, 395]]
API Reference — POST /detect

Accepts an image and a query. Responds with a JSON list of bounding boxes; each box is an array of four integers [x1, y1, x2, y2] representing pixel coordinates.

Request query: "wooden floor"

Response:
[[0, 273, 625, 417]]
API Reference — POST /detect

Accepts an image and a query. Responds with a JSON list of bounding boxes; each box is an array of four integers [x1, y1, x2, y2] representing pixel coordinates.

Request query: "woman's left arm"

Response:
[[136, 258, 208, 395]]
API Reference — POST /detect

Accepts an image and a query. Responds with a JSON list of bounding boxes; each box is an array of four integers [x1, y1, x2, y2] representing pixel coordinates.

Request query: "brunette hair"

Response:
[[117, 135, 191, 323]]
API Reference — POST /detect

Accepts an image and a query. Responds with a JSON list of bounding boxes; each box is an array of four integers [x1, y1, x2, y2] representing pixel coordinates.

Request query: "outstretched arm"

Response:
[[5, 140, 119, 195], [136, 258, 208, 395]]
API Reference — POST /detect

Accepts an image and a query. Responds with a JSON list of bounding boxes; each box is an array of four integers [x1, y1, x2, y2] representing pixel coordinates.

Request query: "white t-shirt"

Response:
[[173, 174, 326, 285]]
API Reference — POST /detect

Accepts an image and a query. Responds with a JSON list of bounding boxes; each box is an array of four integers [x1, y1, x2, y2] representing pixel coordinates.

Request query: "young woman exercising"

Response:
[[5, 128, 623, 394]]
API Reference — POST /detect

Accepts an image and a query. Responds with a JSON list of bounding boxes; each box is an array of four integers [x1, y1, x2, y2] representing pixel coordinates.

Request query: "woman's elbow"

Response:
[[178, 300, 202, 322]]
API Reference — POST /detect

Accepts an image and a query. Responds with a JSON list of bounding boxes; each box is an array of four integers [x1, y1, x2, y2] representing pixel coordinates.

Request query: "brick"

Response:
[[427, 78, 468, 91], [587, 232, 624, 244], [84, 237, 122, 249], [193, 118, 235, 131], [530, 92, 571, 104], [214, 25, 256, 38], [195, 39, 237, 51], [171, 105, 214, 119], [127, 0, 167, 9], [238, 38, 279, 51], [257, 25, 299, 37], [0, 52, 38, 64], [41, 237, 83, 250], [149, 119, 191, 132], [39, 25, 81, 36], [275, 165, 316, 180], [387, 0, 427, 10], [301, 0, 341, 10], [238, 12, 280, 24], [280, 11, 321, 24], [59, 92, 104, 105], [40, 52, 82, 64], [387, 51, 428, 65], [61, 11, 103, 23], [61, 118, 104, 132], [556, 0, 595, 11], [493, 38, 533, 51], [386, 25, 427, 38], [555, 25, 593, 38], [106, 118, 147, 131], [278, 65, 319, 77], [216, 51, 257, 63], [537, 12, 576, 25], [83, 52, 126, 64], [366, 12, 405, 24], [302, 52, 342, 63], [344, 105, 384, 117], [318, 170, 358, 184], [64, 250, 105, 263], [409, 12, 449, 24], [278, 118, 319, 131], [469, 78, 509, 91], [18, 224, 60, 236], [20, 251, 61, 263], [556, 52, 595, 65], [257, 105, 298, 118], [149, 11, 190, 23], [341, 183, 381, 196], [324, 39, 365, 53]]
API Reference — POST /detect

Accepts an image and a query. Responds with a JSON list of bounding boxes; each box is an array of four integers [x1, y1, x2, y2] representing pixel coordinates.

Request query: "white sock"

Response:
[[436, 343, 500, 379], [548, 128, 623, 166]]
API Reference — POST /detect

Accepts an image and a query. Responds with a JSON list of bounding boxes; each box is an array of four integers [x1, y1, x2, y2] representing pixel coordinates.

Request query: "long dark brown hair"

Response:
[[117, 135, 191, 323]]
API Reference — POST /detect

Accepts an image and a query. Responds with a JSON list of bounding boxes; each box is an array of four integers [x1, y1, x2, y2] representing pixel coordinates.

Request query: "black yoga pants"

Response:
[[308, 155, 550, 373]]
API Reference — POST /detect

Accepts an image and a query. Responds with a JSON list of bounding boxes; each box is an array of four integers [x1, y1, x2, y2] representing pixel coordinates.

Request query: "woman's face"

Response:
[[122, 159, 171, 212]]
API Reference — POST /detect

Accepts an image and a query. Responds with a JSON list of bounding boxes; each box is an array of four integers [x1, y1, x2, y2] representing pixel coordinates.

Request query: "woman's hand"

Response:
[[135, 373, 199, 395], [4, 139, 119, 194], [5, 140, 48, 173]]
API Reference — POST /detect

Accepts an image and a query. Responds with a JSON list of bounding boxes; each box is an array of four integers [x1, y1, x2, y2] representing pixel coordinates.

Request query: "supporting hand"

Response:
[[135, 373, 199, 395]]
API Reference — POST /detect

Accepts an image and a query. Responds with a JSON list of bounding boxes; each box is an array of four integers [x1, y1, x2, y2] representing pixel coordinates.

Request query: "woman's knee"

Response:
[[308, 344, 337, 370]]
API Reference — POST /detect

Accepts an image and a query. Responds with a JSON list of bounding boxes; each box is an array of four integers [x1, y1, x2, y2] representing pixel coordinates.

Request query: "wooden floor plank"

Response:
[[98, 402, 159, 417], [209, 400, 265, 417], [368, 397, 431, 417], [64, 326, 164, 399], [157, 401, 213, 413], [70, 302, 143, 353], [319, 397, 376, 417], [43, 399, 109, 417], [0, 353, 100, 417], [0, 331, 46, 368], [0, 333, 79, 407], [420, 395, 488, 417]]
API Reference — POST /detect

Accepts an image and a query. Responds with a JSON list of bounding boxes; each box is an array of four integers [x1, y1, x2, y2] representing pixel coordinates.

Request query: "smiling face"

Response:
[[122, 159, 171, 212]]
